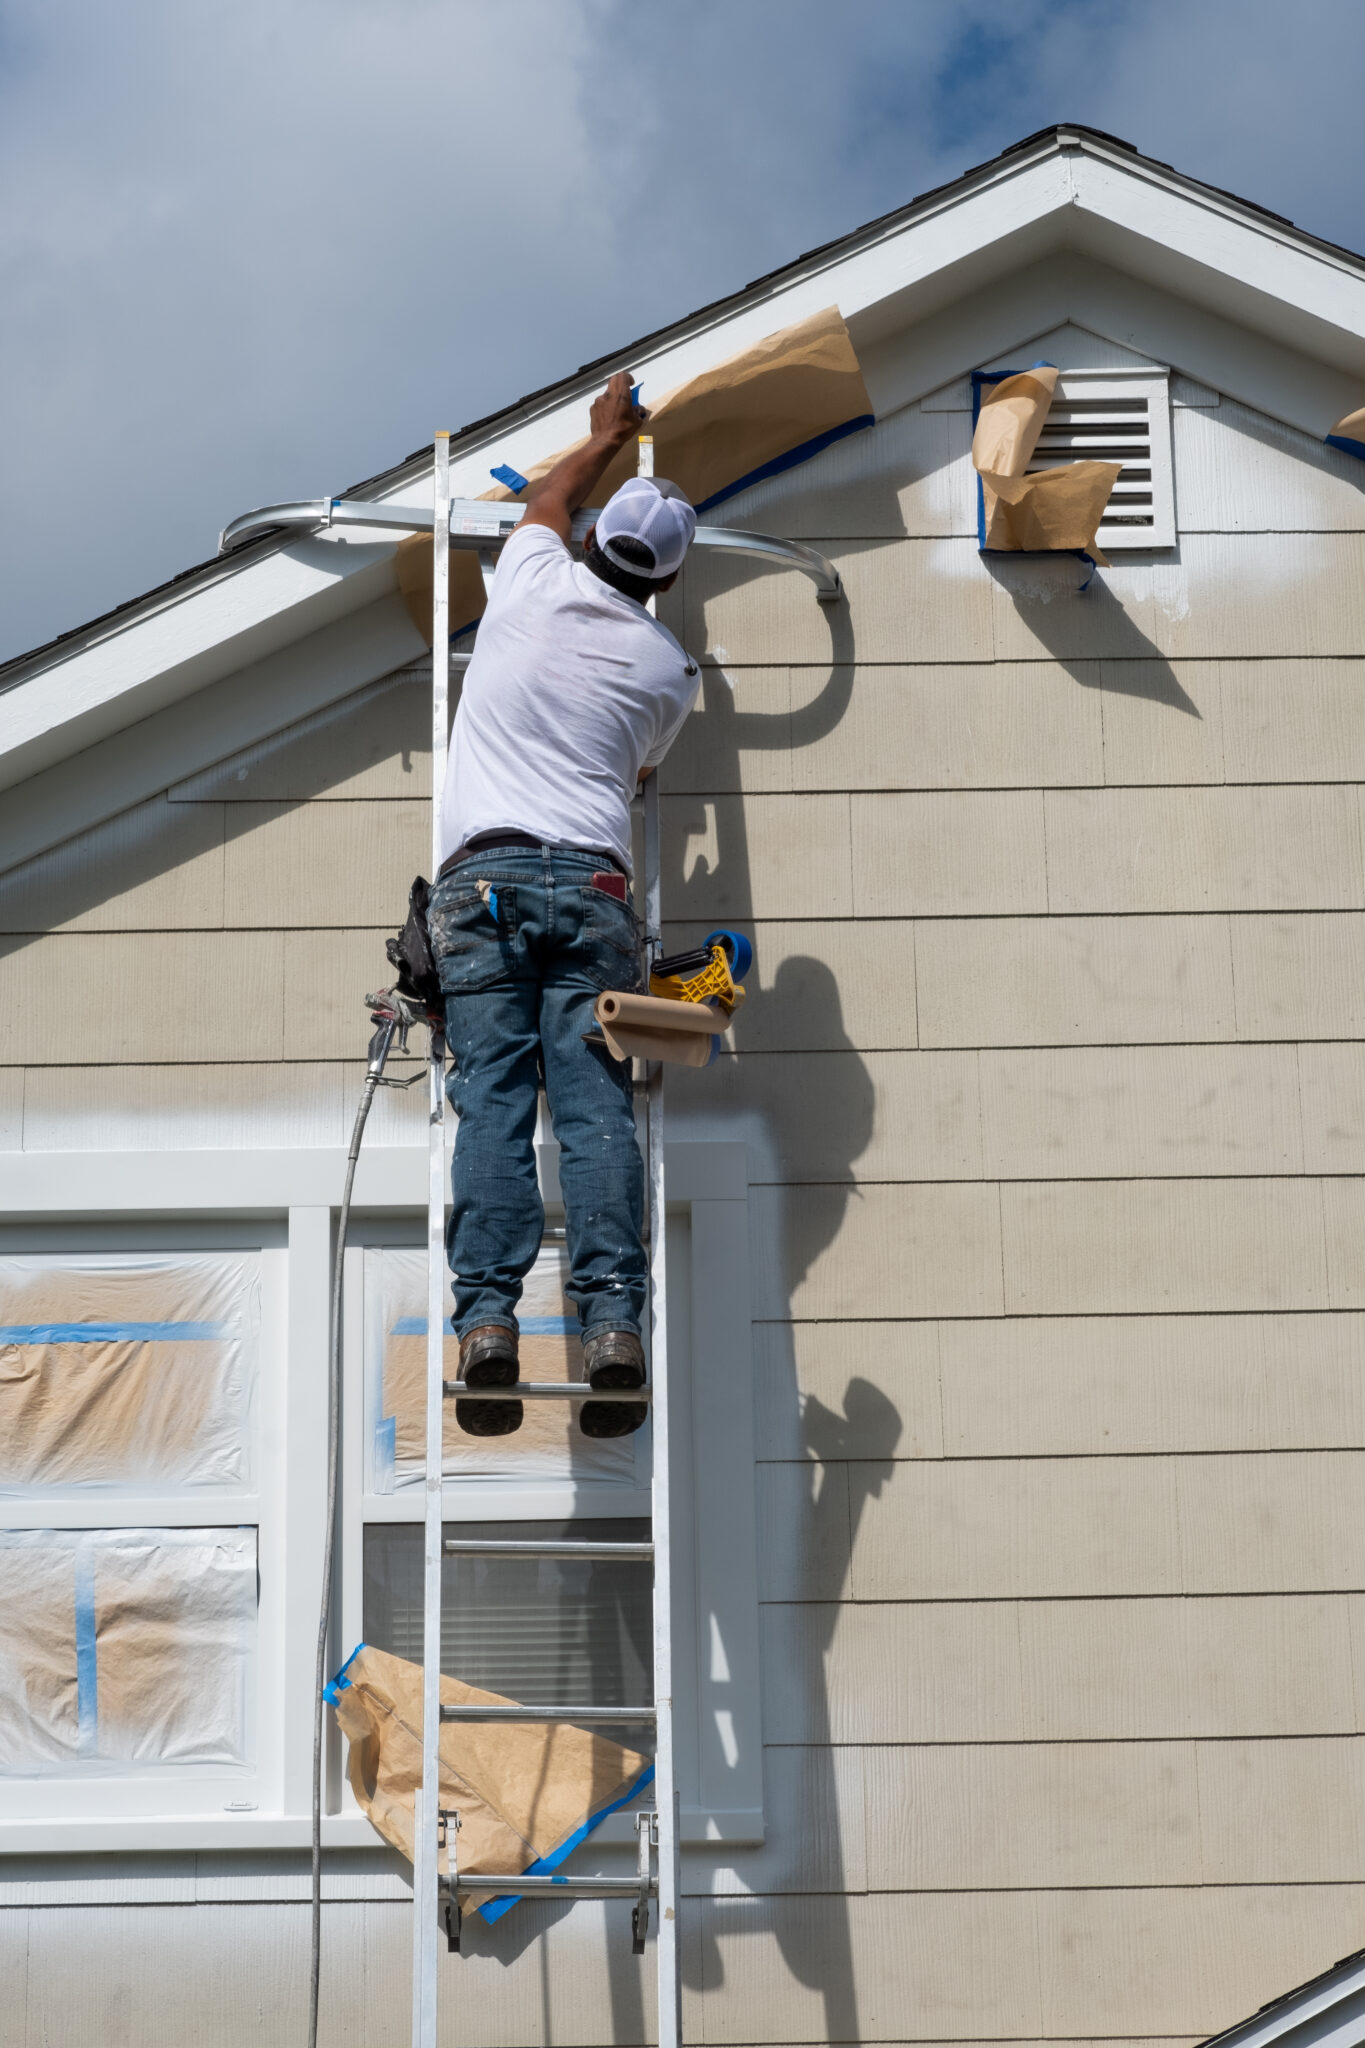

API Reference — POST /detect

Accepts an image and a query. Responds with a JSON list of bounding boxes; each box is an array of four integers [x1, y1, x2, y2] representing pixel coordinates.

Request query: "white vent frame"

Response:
[[1030, 366, 1176, 550]]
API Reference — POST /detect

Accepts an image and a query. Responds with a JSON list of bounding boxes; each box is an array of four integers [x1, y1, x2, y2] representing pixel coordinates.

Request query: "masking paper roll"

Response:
[[594, 990, 720, 1067]]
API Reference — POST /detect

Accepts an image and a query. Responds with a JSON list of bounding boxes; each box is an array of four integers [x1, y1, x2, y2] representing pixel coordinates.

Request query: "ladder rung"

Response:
[[456, 1875, 654, 1898], [443, 1538, 653, 1560], [441, 1381, 652, 1402], [440, 1704, 656, 1724]]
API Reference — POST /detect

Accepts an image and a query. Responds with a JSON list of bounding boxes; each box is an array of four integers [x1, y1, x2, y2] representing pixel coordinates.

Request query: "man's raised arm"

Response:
[[520, 371, 648, 542]]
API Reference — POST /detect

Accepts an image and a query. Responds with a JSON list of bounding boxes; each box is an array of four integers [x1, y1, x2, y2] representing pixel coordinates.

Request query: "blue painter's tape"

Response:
[[74, 1548, 98, 1758], [693, 415, 875, 515], [323, 1642, 367, 1707], [490, 464, 529, 493], [375, 1414, 396, 1491], [1327, 432, 1365, 462], [391, 1316, 574, 1338], [0, 1321, 228, 1344], [478, 1763, 656, 1923]]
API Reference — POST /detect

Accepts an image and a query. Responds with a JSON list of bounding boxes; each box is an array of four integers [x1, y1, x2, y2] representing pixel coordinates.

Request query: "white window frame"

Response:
[[0, 1138, 762, 1852], [0, 1218, 287, 1826]]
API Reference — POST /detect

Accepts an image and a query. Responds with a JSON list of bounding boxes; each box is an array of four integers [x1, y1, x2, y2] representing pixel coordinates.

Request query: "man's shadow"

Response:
[[627, 548, 902, 2046]]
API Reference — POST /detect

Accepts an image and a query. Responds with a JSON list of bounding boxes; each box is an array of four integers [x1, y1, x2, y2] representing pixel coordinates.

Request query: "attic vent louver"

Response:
[[1030, 368, 1175, 548]]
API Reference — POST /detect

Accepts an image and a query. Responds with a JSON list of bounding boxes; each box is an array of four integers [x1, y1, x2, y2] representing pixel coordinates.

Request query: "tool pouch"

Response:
[[386, 875, 443, 1014]]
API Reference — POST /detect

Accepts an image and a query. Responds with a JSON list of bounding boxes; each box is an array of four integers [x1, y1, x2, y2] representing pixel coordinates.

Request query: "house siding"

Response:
[[3, 338, 1365, 2043]]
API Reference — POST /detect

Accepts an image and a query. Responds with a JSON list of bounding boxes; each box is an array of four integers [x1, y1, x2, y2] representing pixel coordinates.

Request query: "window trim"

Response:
[[0, 1138, 762, 1852]]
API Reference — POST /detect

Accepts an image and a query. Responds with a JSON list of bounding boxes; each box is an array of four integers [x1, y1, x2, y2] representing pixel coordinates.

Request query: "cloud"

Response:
[[2, 0, 1363, 663]]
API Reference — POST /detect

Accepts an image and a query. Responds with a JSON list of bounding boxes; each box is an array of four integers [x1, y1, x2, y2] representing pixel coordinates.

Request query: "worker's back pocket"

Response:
[[428, 883, 519, 995], [580, 885, 643, 993]]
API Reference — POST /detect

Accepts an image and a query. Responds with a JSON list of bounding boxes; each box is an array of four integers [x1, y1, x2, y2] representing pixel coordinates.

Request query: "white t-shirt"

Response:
[[439, 522, 700, 875]]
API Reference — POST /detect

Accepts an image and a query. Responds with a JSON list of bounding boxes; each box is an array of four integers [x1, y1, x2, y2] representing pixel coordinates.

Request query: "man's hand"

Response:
[[589, 372, 649, 450], [521, 372, 650, 542]]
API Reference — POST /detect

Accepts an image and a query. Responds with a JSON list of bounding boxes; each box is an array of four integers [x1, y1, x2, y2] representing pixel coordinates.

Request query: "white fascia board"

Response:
[[861, 251, 1365, 444], [0, 591, 424, 877], [0, 537, 397, 796], [1071, 153, 1365, 398], [1199, 1954, 1365, 2048], [437, 153, 1077, 499]]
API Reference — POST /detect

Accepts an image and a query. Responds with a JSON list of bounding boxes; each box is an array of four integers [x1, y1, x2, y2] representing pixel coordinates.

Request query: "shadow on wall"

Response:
[[984, 548, 1202, 715], [655, 556, 900, 2045]]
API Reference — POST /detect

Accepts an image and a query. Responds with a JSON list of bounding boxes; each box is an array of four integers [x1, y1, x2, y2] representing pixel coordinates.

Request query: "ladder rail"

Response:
[[411, 427, 682, 2048], [412, 431, 451, 2048], [639, 426, 683, 2048]]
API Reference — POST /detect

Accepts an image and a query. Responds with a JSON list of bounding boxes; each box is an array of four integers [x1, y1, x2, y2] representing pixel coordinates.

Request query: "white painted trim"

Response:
[[0, 1139, 763, 1853], [862, 252, 1365, 439], [0, 594, 424, 876], [0, 1140, 748, 1215], [0, 547, 400, 801], [0, 1807, 763, 1855], [8, 130, 1365, 815]]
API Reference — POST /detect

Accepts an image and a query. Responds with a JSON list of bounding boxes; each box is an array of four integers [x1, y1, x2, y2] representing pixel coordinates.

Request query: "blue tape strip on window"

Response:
[[971, 362, 1098, 583], [478, 1762, 657, 1923], [693, 414, 875, 515], [74, 1548, 99, 1758], [490, 464, 529, 493], [1327, 432, 1365, 462], [374, 1415, 396, 1490], [390, 1316, 574, 1338], [323, 1641, 366, 1708], [0, 1320, 229, 1343]]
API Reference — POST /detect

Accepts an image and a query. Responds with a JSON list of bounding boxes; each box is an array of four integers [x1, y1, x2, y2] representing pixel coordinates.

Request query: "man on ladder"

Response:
[[427, 370, 699, 1439]]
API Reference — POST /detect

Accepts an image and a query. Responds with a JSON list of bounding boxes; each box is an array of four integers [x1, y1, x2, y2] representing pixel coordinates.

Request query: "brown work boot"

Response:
[[579, 1329, 648, 1439], [455, 1325, 522, 1437]]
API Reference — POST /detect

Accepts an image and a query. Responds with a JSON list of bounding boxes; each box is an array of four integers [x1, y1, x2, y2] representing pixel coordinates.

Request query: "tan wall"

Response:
[[4, 364, 1365, 2043]]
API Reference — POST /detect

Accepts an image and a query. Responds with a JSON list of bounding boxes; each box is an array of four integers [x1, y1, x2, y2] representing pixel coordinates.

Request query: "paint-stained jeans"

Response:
[[427, 845, 648, 1342]]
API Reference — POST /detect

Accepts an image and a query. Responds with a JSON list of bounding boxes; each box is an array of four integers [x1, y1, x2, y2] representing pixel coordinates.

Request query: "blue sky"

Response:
[[2, 0, 1364, 662]]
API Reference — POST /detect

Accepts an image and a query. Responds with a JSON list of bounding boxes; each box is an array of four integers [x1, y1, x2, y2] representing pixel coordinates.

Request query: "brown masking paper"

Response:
[[1328, 405, 1365, 453], [332, 1644, 651, 1911], [972, 366, 1119, 564], [371, 1244, 637, 1488], [0, 1253, 258, 1492], [400, 304, 872, 644]]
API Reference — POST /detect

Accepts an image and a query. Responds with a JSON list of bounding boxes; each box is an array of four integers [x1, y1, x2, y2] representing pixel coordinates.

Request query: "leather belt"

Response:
[[437, 832, 628, 884]]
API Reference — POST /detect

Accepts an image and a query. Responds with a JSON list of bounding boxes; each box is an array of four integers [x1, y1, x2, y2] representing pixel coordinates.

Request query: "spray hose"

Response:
[[308, 985, 436, 2048]]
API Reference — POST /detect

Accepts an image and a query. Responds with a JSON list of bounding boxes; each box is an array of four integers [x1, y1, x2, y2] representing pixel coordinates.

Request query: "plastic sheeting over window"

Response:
[[0, 1527, 257, 1774], [365, 1245, 640, 1490], [0, 1254, 258, 1493]]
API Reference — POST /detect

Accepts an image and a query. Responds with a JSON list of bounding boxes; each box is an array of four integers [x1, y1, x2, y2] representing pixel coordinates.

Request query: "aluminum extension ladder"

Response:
[[219, 436, 840, 2048], [407, 433, 840, 2048]]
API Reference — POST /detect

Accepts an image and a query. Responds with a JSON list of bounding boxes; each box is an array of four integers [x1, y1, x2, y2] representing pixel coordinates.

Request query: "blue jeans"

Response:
[[428, 845, 648, 1343]]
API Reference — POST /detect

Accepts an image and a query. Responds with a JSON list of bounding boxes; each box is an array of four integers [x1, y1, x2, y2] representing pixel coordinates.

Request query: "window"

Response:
[[1027, 367, 1175, 548], [0, 1142, 759, 1851], [0, 1235, 284, 1824], [363, 1519, 652, 1710]]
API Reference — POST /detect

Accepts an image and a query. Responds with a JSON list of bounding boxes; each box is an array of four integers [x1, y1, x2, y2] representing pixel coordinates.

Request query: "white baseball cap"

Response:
[[595, 476, 696, 581]]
